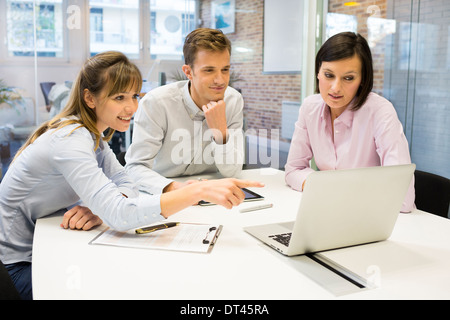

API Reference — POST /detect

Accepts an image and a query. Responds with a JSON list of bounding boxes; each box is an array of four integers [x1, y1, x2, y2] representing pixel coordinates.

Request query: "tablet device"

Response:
[[198, 188, 264, 206]]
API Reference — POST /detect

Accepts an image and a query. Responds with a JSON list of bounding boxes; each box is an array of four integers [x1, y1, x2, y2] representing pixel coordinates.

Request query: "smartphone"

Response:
[[198, 188, 264, 206]]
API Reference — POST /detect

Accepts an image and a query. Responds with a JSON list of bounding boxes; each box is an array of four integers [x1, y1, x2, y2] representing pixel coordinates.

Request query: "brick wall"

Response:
[[199, 0, 389, 135], [200, 0, 302, 136], [200, 0, 450, 178]]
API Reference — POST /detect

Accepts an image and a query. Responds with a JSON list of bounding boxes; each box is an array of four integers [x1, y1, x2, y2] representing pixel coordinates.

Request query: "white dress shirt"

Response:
[[0, 122, 164, 264], [125, 80, 244, 193]]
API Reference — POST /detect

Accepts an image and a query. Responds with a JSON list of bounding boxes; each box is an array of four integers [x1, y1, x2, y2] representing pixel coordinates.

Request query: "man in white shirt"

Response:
[[125, 28, 244, 193]]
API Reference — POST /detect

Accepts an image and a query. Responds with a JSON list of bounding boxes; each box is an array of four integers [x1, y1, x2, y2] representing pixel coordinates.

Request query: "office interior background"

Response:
[[0, 0, 449, 180]]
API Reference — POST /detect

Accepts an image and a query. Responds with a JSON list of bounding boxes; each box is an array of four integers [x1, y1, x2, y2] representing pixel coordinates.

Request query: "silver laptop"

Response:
[[244, 164, 415, 256]]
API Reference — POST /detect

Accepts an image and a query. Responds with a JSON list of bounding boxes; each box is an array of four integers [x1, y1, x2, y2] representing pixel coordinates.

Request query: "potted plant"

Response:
[[0, 80, 27, 161], [0, 79, 25, 116]]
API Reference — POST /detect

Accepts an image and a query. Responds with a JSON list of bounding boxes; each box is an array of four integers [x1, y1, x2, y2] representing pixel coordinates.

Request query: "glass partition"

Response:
[[0, 0, 198, 179], [1, 0, 448, 180], [326, 0, 450, 179]]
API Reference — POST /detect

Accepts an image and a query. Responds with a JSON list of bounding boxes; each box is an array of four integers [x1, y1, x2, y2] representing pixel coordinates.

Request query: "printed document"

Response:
[[90, 223, 222, 253]]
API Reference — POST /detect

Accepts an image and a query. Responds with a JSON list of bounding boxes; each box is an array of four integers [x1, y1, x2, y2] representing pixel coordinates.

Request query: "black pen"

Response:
[[135, 222, 179, 234]]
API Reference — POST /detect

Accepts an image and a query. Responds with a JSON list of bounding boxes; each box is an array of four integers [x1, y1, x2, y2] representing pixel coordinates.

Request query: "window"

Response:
[[6, 0, 64, 57], [89, 0, 141, 59], [325, 0, 450, 179], [4, 0, 197, 62], [0, 0, 200, 179], [325, 13, 357, 38], [150, 0, 196, 60]]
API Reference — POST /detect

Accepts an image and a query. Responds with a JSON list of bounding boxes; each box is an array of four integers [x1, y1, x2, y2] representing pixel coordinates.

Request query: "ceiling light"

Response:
[[344, 2, 361, 6]]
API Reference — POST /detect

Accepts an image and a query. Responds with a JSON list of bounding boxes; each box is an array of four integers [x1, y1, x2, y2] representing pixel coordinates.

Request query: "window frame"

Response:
[[0, 0, 70, 65], [0, 0, 198, 66], [88, 0, 147, 63]]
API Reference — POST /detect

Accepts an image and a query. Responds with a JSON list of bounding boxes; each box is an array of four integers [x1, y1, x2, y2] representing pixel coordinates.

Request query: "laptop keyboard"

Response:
[[269, 233, 292, 247]]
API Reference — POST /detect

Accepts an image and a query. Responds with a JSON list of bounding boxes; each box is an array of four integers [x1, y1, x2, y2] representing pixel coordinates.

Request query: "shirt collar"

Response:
[[320, 98, 355, 128], [63, 115, 105, 150], [182, 81, 205, 121]]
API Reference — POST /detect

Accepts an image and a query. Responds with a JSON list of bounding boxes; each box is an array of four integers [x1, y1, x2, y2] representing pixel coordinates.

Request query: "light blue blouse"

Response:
[[0, 122, 163, 264]]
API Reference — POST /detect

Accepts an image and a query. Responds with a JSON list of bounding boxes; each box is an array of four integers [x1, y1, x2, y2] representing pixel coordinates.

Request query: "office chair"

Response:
[[40, 82, 55, 111], [0, 260, 21, 300], [117, 151, 126, 166], [414, 170, 450, 218]]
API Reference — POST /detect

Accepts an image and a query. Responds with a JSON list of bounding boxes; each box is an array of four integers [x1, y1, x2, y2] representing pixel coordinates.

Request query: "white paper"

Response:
[[90, 223, 222, 253]]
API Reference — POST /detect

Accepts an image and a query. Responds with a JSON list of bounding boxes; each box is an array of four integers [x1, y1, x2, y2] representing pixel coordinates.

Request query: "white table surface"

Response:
[[32, 168, 450, 300]]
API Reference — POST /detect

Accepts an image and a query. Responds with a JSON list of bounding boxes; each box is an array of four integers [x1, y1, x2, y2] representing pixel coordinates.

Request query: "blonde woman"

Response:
[[0, 51, 263, 299]]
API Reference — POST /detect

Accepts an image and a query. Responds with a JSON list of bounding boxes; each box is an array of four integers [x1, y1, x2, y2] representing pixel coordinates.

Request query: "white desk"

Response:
[[32, 168, 450, 300]]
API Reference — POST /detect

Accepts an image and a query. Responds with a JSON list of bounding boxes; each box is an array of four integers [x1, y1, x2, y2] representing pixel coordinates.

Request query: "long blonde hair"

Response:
[[14, 51, 142, 161]]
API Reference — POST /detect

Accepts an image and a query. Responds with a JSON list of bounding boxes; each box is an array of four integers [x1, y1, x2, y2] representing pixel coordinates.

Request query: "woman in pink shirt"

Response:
[[285, 32, 415, 212]]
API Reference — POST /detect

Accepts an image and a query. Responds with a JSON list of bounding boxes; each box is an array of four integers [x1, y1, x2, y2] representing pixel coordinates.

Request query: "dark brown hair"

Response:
[[183, 28, 232, 66], [315, 32, 373, 111]]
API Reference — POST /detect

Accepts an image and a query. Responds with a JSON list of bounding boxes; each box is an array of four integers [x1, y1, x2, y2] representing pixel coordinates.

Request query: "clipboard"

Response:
[[89, 223, 222, 253]]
